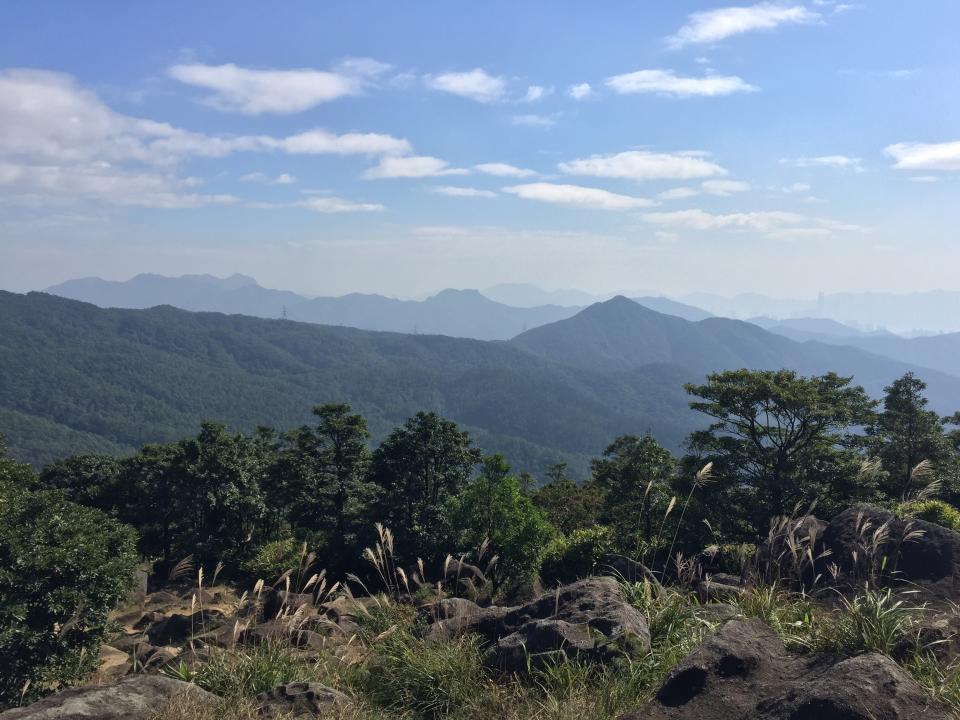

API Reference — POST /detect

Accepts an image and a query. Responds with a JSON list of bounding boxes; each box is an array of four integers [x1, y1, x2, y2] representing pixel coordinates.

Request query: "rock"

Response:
[[143, 591, 179, 608], [485, 619, 600, 672], [697, 577, 744, 602], [443, 559, 487, 596], [145, 609, 225, 646], [419, 597, 484, 623], [0, 675, 213, 720], [599, 554, 654, 583], [621, 617, 951, 720], [423, 605, 510, 643], [824, 505, 960, 596], [263, 589, 315, 621], [92, 645, 130, 683], [240, 620, 328, 651], [694, 603, 740, 625], [256, 682, 350, 718], [479, 577, 651, 673]]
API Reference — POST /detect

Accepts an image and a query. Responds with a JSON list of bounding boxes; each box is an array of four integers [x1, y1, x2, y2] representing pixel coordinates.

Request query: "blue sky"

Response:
[[1, 1, 958, 298]]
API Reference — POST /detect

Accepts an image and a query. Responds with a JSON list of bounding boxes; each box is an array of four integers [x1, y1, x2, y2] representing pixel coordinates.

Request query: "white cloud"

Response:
[[298, 196, 384, 213], [643, 208, 805, 232], [907, 175, 939, 183], [605, 69, 756, 97], [168, 59, 389, 114], [511, 113, 558, 128], [667, 3, 820, 48], [503, 182, 655, 210], [658, 187, 701, 200], [363, 155, 468, 179], [779, 182, 811, 193], [884, 140, 960, 171], [559, 150, 727, 181], [473, 162, 537, 178], [567, 83, 593, 100], [702, 179, 750, 196], [275, 129, 410, 156], [429, 185, 497, 198], [424, 69, 505, 103], [781, 155, 864, 172], [240, 172, 297, 185], [521, 85, 551, 102]]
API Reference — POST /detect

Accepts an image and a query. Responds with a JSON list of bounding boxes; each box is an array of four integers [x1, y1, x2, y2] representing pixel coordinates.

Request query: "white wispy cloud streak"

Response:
[[429, 186, 497, 198], [884, 140, 960, 171], [567, 83, 592, 100], [424, 68, 506, 103], [168, 59, 390, 114], [702, 179, 751, 196], [559, 150, 727, 181], [298, 196, 384, 213], [473, 163, 538, 178], [643, 208, 803, 232], [780, 155, 864, 172], [605, 69, 756, 97], [363, 155, 468, 179], [503, 182, 655, 210], [240, 172, 297, 185], [667, 3, 820, 48], [512, 114, 558, 128]]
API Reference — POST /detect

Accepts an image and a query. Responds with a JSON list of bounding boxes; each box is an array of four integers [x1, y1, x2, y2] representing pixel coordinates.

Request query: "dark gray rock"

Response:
[[256, 682, 350, 718], [145, 609, 225, 646], [0, 675, 213, 720]]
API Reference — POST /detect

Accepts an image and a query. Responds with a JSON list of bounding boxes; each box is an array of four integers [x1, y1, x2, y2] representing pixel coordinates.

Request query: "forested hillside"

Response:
[[4, 291, 960, 472]]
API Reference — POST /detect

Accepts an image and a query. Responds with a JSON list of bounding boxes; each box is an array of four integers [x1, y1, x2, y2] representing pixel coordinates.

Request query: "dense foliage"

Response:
[[0, 445, 138, 705]]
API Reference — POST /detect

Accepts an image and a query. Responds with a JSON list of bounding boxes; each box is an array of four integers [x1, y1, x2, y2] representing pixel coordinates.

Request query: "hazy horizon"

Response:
[[2, 2, 959, 298]]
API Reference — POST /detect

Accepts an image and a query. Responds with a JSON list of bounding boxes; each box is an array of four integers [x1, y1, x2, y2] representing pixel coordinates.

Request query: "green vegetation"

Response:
[[0, 446, 138, 705]]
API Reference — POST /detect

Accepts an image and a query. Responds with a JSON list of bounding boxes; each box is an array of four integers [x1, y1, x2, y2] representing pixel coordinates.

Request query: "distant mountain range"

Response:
[[44, 274, 713, 340], [5, 291, 960, 474]]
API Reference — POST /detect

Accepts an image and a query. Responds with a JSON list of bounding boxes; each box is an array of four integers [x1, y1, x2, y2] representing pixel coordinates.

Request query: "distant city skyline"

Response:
[[1, 1, 959, 297]]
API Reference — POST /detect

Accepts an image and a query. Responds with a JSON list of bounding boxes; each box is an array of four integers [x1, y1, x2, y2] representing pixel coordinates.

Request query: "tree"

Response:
[[293, 404, 374, 575], [591, 435, 675, 552], [38, 454, 123, 512], [0, 484, 137, 706], [684, 369, 875, 535], [531, 477, 604, 536], [447, 454, 555, 585], [369, 412, 481, 561], [0, 435, 36, 490], [866, 373, 956, 499]]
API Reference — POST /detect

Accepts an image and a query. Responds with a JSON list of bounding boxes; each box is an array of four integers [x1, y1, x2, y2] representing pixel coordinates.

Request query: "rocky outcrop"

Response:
[[823, 504, 960, 596], [0, 676, 213, 720], [422, 576, 650, 672], [621, 618, 951, 720], [256, 682, 350, 718]]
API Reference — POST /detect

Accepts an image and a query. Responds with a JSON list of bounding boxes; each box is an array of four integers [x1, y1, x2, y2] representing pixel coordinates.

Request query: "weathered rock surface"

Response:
[[824, 505, 960, 596], [0, 675, 213, 720], [256, 682, 350, 718], [621, 617, 951, 720], [423, 576, 650, 671]]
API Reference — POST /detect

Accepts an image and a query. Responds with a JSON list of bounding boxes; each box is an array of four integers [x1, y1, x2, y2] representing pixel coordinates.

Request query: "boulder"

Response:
[[824, 505, 960, 596], [0, 675, 213, 720], [443, 559, 487, 595], [599, 554, 654, 583], [256, 682, 350, 718], [423, 605, 511, 644], [621, 617, 951, 720], [145, 609, 225, 646], [92, 645, 130, 683], [461, 577, 650, 672], [419, 597, 484, 623], [262, 589, 316, 621]]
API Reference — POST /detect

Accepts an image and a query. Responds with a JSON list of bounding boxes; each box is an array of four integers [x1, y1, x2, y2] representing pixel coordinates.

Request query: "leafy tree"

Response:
[[288, 404, 374, 574], [447, 455, 555, 584], [684, 369, 876, 535], [0, 483, 137, 706], [38, 454, 123, 512], [591, 435, 675, 552], [0, 435, 36, 490], [369, 412, 481, 561], [865, 373, 956, 499]]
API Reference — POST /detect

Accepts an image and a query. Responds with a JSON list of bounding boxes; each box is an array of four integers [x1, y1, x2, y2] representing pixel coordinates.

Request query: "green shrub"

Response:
[[826, 586, 921, 656], [899, 500, 960, 533], [0, 485, 138, 706], [242, 538, 303, 582], [540, 526, 613, 587], [178, 641, 317, 698]]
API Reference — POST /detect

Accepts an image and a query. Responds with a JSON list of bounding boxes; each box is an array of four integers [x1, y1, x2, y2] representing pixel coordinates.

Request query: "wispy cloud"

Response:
[[567, 83, 593, 100], [884, 140, 960, 171], [667, 3, 820, 48], [298, 196, 384, 213], [520, 85, 552, 102], [511, 113, 559, 128], [240, 172, 297, 185], [643, 208, 804, 232], [424, 68, 505, 103], [503, 182, 655, 210], [702, 179, 750, 196], [168, 59, 390, 114], [363, 155, 468, 179], [658, 187, 700, 200], [429, 185, 497, 198], [605, 69, 756, 97], [780, 155, 864, 172], [559, 150, 727, 181], [474, 162, 538, 178]]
